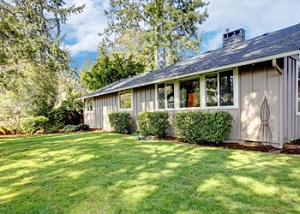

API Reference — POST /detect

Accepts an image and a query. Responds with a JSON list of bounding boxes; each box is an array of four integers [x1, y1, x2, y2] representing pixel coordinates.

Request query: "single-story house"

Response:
[[78, 24, 300, 148]]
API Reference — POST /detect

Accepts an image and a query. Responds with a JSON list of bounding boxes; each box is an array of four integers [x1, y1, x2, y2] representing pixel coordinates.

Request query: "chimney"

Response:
[[223, 28, 245, 47]]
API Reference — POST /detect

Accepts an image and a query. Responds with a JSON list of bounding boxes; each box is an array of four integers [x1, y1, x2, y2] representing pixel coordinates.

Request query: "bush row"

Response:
[[108, 111, 233, 144]]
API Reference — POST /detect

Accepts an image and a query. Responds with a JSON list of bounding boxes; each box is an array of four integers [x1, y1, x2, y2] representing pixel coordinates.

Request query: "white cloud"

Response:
[[63, 0, 110, 56], [199, 0, 300, 50]]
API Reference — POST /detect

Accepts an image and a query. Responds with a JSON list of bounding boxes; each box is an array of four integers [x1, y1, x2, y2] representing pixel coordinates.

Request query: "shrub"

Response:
[[20, 118, 36, 134], [77, 123, 89, 131], [34, 116, 49, 131], [20, 116, 49, 134], [46, 123, 63, 133], [63, 125, 79, 133], [138, 112, 169, 138], [174, 111, 233, 144], [109, 112, 131, 134]]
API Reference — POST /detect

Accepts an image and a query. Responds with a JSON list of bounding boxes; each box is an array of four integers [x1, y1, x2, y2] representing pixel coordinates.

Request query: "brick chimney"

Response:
[[223, 28, 245, 47]]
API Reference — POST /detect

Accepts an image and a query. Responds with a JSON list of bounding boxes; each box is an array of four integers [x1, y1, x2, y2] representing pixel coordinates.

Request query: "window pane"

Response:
[[120, 92, 131, 109], [298, 64, 300, 112], [158, 83, 165, 109], [125, 93, 131, 108], [206, 74, 218, 106], [166, 84, 174, 108], [219, 70, 234, 106], [180, 79, 200, 108]]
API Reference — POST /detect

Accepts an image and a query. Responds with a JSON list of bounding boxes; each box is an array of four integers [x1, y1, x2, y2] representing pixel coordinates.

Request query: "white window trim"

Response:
[[118, 89, 133, 111], [296, 61, 300, 115], [85, 99, 94, 113], [155, 67, 239, 110], [155, 82, 175, 111]]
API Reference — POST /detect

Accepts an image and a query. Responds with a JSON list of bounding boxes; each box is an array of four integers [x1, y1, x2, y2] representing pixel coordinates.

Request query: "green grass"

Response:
[[0, 132, 299, 214]]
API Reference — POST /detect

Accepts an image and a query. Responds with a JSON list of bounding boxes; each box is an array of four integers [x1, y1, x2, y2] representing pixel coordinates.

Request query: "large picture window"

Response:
[[206, 70, 234, 107], [119, 91, 132, 109], [156, 69, 236, 109], [157, 83, 174, 109], [180, 79, 200, 108]]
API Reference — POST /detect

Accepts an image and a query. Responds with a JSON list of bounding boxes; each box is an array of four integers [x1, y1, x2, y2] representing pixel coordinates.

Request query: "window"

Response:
[[180, 79, 200, 108], [219, 70, 234, 106], [119, 91, 132, 109], [86, 99, 93, 112], [205, 70, 234, 107], [298, 62, 300, 113], [157, 83, 174, 109]]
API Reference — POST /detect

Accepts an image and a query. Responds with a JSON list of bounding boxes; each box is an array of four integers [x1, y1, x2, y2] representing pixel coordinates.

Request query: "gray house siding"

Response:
[[283, 57, 300, 142], [239, 61, 283, 146]]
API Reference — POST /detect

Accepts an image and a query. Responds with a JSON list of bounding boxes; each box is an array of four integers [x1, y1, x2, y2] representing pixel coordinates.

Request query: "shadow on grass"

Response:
[[0, 132, 299, 213]]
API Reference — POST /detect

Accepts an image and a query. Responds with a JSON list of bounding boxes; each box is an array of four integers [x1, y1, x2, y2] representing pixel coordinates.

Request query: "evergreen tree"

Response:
[[80, 41, 146, 91], [103, 0, 209, 70], [0, 0, 84, 133]]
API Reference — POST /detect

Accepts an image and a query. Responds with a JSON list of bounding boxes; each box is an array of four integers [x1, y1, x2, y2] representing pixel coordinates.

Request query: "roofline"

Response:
[[77, 50, 299, 100]]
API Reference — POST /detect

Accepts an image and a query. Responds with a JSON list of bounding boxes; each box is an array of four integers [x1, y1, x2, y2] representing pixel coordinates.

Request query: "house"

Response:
[[78, 24, 300, 148]]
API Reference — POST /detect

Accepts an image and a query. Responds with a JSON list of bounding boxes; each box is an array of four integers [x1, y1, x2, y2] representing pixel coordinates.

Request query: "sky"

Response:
[[63, 0, 300, 71]]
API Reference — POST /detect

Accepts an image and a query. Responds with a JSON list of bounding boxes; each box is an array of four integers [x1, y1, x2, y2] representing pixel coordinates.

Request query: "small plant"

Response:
[[174, 111, 233, 144], [63, 125, 79, 133], [138, 112, 169, 138], [77, 123, 89, 131], [109, 112, 131, 134]]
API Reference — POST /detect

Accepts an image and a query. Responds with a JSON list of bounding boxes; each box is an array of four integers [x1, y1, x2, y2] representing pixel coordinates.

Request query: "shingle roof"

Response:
[[80, 24, 300, 100]]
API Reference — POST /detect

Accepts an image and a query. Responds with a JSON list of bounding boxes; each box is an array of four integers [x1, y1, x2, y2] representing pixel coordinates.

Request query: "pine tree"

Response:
[[103, 0, 209, 70]]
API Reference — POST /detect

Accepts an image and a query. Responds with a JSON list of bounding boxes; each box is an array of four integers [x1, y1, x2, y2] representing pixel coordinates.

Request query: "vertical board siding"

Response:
[[283, 57, 300, 141], [239, 61, 283, 146]]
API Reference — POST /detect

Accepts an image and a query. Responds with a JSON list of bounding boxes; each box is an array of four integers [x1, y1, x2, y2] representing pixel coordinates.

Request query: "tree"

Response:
[[0, 0, 84, 133], [103, 0, 209, 70], [80, 42, 145, 91]]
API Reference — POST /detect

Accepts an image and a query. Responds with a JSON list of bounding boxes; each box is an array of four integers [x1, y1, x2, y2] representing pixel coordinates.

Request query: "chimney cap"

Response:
[[225, 28, 230, 32]]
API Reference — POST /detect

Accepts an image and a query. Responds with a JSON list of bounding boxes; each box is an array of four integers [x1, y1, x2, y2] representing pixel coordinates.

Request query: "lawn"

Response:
[[0, 132, 299, 214]]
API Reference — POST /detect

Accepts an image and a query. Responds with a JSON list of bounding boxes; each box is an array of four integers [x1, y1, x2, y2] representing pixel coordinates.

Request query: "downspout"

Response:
[[272, 58, 283, 75]]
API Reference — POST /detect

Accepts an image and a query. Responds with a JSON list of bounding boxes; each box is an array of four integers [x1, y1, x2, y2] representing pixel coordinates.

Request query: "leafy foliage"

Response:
[[109, 112, 132, 134], [20, 116, 49, 134], [0, 0, 84, 132], [80, 47, 145, 91], [103, 0, 209, 70], [76, 123, 90, 131], [174, 111, 234, 144], [138, 112, 169, 138], [63, 125, 79, 133], [49, 94, 83, 127]]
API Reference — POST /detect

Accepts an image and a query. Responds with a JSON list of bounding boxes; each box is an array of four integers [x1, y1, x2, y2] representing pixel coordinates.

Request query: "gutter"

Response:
[[77, 50, 299, 101], [272, 59, 283, 75]]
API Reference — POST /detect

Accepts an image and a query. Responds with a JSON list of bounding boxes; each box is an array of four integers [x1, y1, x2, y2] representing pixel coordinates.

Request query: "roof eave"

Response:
[[79, 50, 299, 100]]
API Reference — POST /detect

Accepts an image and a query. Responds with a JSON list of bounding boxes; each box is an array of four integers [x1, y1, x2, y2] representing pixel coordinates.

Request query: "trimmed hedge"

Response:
[[20, 116, 49, 134], [138, 112, 169, 138], [109, 112, 131, 134], [174, 111, 233, 144]]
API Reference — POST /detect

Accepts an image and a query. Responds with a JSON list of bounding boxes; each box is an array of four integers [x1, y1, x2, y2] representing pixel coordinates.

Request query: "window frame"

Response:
[[118, 90, 133, 111], [86, 99, 93, 112], [155, 82, 175, 110], [155, 68, 238, 110], [204, 69, 237, 108], [297, 61, 300, 114]]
